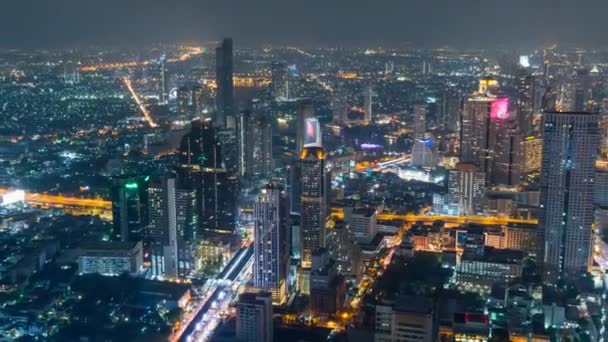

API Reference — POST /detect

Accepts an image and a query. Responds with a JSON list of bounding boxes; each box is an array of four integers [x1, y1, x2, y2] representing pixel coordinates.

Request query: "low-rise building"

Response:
[[78, 241, 143, 276]]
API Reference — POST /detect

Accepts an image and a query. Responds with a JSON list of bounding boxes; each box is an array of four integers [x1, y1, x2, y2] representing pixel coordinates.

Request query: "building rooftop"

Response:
[[79, 240, 141, 251], [352, 207, 376, 217], [462, 247, 524, 264], [393, 295, 433, 315]]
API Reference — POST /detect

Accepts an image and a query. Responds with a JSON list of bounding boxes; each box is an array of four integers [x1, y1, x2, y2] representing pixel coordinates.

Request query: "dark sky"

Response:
[[1, 0, 606, 48]]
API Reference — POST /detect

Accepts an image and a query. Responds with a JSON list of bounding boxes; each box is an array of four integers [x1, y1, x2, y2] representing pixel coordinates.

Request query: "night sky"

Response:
[[1, 0, 606, 48]]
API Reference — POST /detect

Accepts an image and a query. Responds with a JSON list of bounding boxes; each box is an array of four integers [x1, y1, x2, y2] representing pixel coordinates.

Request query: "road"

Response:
[[170, 245, 254, 342], [80, 46, 203, 72], [121, 76, 159, 128], [330, 207, 537, 225]]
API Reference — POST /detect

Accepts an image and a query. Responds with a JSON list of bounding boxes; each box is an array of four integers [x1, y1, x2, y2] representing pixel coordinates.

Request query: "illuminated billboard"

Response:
[[303, 118, 322, 148], [490, 98, 509, 121]]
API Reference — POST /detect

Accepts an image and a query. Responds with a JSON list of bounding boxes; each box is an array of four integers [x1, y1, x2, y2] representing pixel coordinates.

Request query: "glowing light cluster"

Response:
[[490, 97, 509, 121]]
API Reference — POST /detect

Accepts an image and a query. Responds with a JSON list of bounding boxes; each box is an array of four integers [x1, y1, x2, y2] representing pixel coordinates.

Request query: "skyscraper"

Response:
[[176, 86, 192, 118], [411, 138, 436, 168], [435, 163, 486, 217], [236, 292, 273, 342], [538, 111, 599, 281], [178, 119, 236, 233], [111, 176, 148, 243], [300, 118, 329, 269], [271, 62, 288, 100], [460, 77, 519, 186], [147, 177, 178, 279], [516, 71, 537, 136], [413, 104, 427, 140], [253, 183, 289, 304], [159, 55, 169, 105], [439, 90, 462, 132], [237, 100, 273, 178], [332, 82, 349, 126], [174, 183, 198, 278], [215, 38, 234, 129], [363, 84, 373, 124]]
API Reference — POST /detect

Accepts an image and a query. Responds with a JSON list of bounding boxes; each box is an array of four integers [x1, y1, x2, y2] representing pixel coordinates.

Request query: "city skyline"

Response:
[[0, 8, 608, 339]]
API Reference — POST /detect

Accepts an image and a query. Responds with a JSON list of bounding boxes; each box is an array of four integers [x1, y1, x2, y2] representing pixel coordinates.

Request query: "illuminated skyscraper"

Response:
[[271, 62, 288, 100], [176, 86, 192, 118], [237, 100, 273, 178], [332, 82, 349, 126], [111, 176, 148, 243], [411, 138, 436, 168], [215, 38, 234, 129], [147, 177, 178, 279], [439, 90, 462, 132], [516, 71, 537, 136], [363, 84, 373, 124], [159, 55, 169, 105], [300, 118, 329, 270], [253, 183, 289, 304], [435, 163, 486, 217], [178, 119, 236, 233], [413, 104, 427, 140], [538, 111, 599, 281], [460, 77, 519, 186]]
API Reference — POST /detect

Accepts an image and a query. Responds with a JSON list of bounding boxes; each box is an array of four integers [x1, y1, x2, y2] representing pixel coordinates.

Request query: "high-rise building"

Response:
[[147, 177, 179, 279], [176, 86, 192, 118], [253, 183, 289, 304], [538, 111, 599, 281], [435, 163, 486, 217], [521, 136, 543, 175], [271, 62, 288, 100], [326, 220, 362, 280], [461, 77, 520, 186], [288, 162, 302, 215], [236, 292, 273, 342], [159, 55, 169, 105], [178, 119, 236, 233], [516, 71, 537, 136], [215, 38, 234, 129], [489, 119, 522, 187], [439, 90, 462, 132], [332, 82, 349, 126], [111, 176, 148, 243], [346, 207, 377, 244], [295, 98, 314, 154], [146, 176, 198, 280], [191, 85, 214, 119], [237, 100, 273, 178], [363, 85, 373, 124], [174, 184, 198, 278], [573, 68, 592, 112], [413, 104, 427, 140], [300, 118, 329, 269], [309, 249, 346, 314], [411, 138, 436, 168]]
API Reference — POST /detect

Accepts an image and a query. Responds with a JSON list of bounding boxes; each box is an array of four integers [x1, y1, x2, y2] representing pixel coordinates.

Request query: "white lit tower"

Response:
[[253, 183, 289, 304], [299, 118, 330, 293], [538, 111, 599, 281]]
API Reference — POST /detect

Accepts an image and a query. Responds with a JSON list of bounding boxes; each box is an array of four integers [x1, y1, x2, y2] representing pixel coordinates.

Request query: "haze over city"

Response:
[[0, 1, 607, 342]]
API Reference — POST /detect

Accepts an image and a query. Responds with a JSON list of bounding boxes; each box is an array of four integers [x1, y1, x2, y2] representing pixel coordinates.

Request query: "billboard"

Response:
[[490, 98, 509, 121], [303, 118, 322, 148]]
